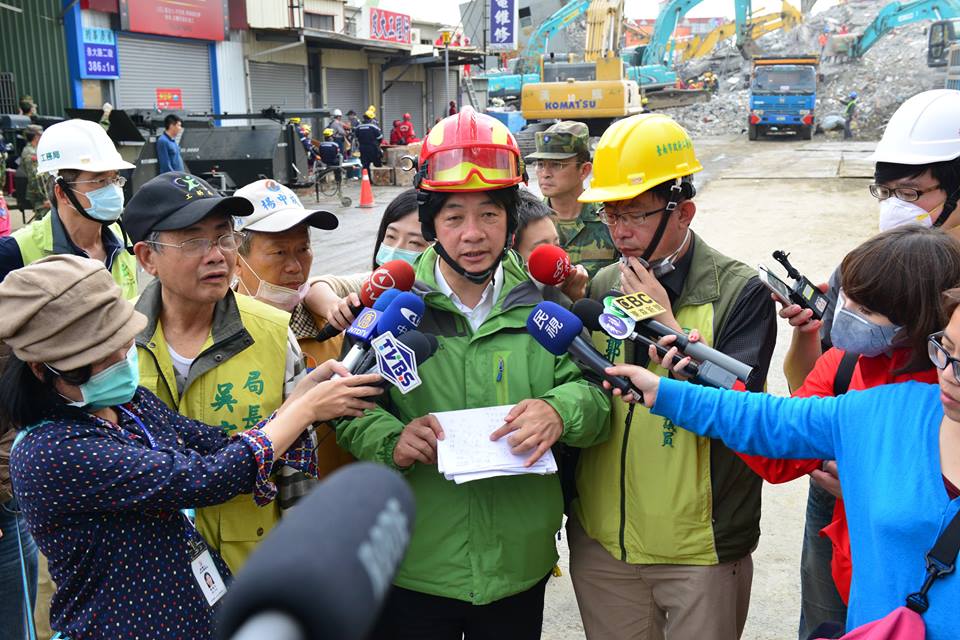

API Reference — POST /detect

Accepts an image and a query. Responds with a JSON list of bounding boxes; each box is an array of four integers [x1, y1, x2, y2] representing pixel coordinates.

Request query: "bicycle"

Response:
[[312, 158, 353, 207]]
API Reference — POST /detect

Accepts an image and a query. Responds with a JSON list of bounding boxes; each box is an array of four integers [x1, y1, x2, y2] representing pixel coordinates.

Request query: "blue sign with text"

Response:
[[489, 0, 517, 50], [81, 27, 119, 79]]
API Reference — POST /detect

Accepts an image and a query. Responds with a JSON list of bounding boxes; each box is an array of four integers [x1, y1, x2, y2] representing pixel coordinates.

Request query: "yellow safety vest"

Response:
[[13, 214, 138, 300], [136, 291, 290, 575]]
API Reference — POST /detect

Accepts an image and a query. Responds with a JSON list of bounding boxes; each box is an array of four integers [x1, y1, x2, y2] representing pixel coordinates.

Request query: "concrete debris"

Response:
[[660, 0, 946, 139]]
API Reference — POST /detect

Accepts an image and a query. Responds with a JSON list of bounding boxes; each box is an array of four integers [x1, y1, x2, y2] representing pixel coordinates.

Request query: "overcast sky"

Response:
[[351, 0, 842, 28]]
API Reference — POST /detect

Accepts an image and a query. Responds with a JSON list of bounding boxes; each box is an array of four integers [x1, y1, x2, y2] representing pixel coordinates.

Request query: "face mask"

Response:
[[878, 197, 939, 232], [239, 256, 309, 312], [376, 243, 422, 267], [830, 292, 902, 357], [50, 345, 140, 410], [73, 183, 125, 223]]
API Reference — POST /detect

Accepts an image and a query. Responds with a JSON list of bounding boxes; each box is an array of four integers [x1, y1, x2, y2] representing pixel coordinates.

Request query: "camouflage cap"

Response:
[[526, 121, 590, 161]]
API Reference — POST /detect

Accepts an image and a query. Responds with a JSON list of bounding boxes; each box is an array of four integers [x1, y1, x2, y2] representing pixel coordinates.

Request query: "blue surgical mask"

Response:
[[50, 345, 140, 410], [830, 292, 902, 357], [376, 243, 422, 267], [77, 183, 125, 223]]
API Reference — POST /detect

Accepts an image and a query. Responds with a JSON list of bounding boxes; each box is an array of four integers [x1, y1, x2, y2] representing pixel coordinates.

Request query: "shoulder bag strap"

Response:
[[907, 506, 960, 613], [833, 351, 859, 396]]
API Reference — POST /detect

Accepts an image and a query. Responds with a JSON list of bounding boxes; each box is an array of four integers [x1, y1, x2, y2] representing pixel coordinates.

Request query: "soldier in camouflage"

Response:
[[19, 125, 50, 220], [526, 121, 618, 278]]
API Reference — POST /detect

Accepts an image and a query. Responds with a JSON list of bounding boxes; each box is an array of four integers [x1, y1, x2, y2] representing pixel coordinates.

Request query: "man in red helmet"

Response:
[[336, 106, 610, 638], [397, 112, 419, 144]]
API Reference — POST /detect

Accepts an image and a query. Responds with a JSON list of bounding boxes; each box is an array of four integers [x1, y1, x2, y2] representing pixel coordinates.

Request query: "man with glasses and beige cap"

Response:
[[123, 171, 305, 574], [233, 179, 355, 488], [0, 119, 138, 297]]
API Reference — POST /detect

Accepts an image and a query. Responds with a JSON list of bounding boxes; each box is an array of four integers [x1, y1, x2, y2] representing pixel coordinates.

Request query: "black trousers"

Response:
[[369, 573, 550, 640]]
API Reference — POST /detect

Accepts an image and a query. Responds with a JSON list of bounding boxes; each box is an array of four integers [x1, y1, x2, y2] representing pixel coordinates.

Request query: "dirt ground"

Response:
[[541, 135, 879, 640]]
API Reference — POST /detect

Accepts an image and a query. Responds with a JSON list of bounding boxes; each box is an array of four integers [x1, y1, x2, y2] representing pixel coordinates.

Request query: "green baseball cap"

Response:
[[526, 121, 590, 161]]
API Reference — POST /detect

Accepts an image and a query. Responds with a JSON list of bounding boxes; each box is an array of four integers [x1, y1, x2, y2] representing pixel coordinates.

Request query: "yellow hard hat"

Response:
[[365, 108, 376, 119], [579, 113, 703, 203], [289, 117, 302, 124], [322, 128, 334, 137]]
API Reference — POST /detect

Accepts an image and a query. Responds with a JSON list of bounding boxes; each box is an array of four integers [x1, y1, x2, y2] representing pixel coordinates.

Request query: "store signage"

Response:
[[119, 0, 228, 41], [489, 0, 518, 50], [358, 7, 412, 45], [80, 27, 119, 79], [156, 88, 183, 110]]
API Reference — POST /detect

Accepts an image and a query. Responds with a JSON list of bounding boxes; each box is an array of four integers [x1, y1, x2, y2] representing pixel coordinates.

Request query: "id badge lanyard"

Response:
[[116, 406, 227, 606]]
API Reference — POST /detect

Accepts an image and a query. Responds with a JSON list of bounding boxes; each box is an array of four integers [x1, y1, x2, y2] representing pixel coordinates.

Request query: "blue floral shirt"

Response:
[[11, 388, 283, 639]]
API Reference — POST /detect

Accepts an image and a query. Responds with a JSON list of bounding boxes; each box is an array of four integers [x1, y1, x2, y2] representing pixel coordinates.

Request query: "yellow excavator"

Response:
[[672, 1, 802, 64], [520, 0, 643, 138]]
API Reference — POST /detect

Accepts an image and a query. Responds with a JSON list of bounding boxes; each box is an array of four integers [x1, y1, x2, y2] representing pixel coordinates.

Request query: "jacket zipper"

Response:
[[618, 403, 636, 562]]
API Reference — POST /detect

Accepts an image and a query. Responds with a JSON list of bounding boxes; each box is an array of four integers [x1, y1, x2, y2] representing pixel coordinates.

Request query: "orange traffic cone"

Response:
[[359, 168, 375, 208]]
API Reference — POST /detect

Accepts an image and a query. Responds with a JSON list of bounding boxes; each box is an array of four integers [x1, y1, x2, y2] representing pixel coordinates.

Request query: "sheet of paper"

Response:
[[433, 404, 557, 484]]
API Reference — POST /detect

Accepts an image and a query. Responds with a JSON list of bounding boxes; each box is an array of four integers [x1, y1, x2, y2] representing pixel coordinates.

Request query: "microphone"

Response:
[[315, 260, 417, 342], [528, 244, 573, 286], [526, 301, 637, 396], [601, 290, 753, 383], [217, 463, 415, 640], [358, 330, 439, 386], [340, 292, 426, 376], [572, 299, 737, 390], [372, 287, 402, 312]]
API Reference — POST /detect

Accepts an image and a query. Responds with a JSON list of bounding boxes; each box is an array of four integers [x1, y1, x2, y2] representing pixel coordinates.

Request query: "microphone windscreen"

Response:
[[528, 244, 572, 286], [372, 288, 402, 311], [377, 292, 425, 336], [526, 301, 583, 356], [216, 463, 415, 640], [359, 260, 416, 307], [571, 298, 606, 333]]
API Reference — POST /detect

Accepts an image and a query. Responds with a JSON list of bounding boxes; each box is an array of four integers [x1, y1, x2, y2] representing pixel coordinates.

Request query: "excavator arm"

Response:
[[585, 0, 625, 62], [851, 0, 960, 57]]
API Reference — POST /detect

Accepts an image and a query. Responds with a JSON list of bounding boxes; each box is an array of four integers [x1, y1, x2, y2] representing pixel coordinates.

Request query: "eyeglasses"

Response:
[[534, 160, 576, 172], [868, 183, 940, 202], [928, 331, 960, 380], [148, 232, 245, 257], [597, 204, 668, 228], [66, 175, 127, 189]]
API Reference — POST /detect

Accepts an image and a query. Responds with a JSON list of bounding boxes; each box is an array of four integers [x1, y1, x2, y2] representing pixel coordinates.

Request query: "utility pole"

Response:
[[441, 27, 453, 108]]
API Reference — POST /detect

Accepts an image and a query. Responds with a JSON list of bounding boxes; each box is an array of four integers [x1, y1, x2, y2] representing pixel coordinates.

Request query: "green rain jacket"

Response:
[[336, 248, 610, 605]]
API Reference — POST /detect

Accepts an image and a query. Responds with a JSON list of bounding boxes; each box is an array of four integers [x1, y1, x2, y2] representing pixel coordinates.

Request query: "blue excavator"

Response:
[[826, 0, 960, 60]]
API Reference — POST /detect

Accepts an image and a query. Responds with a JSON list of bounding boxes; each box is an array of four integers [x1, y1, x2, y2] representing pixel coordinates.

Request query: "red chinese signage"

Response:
[[119, 0, 227, 41], [367, 7, 412, 45], [156, 88, 183, 110]]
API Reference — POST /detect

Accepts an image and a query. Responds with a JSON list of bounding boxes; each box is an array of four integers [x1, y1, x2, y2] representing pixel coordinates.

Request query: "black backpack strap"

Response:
[[833, 351, 859, 396], [907, 507, 960, 613]]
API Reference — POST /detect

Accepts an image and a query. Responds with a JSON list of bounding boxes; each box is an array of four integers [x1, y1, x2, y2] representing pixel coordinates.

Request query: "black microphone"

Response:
[[601, 290, 753, 383], [218, 463, 415, 640], [354, 330, 439, 387], [526, 301, 639, 397], [573, 298, 737, 390]]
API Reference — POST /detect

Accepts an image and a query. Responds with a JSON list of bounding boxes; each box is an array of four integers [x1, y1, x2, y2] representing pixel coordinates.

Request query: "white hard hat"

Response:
[[234, 179, 338, 233], [333, 108, 343, 117], [868, 90, 960, 165], [36, 119, 136, 175]]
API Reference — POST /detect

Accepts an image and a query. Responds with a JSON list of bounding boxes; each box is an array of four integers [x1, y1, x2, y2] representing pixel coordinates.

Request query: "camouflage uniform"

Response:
[[20, 142, 50, 219], [527, 121, 619, 278]]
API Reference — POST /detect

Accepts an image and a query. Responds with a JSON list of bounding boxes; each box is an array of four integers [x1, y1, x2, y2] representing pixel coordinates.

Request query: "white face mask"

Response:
[[237, 257, 309, 312], [878, 198, 938, 232]]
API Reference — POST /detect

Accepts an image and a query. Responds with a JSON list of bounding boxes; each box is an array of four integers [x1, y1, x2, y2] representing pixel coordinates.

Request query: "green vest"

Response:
[[575, 233, 760, 565], [135, 288, 290, 575], [13, 214, 138, 300]]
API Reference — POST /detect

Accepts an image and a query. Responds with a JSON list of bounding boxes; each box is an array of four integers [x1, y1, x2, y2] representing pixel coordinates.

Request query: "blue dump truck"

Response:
[[748, 56, 819, 141]]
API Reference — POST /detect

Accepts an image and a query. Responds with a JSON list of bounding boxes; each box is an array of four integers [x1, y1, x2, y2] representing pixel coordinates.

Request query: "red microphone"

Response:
[[528, 244, 573, 286], [316, 260, 417, 342], [358, 259, 416, 307]]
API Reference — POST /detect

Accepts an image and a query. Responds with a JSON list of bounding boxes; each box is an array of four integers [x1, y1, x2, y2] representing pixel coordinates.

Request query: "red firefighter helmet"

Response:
[[417, 106, 526, 192]]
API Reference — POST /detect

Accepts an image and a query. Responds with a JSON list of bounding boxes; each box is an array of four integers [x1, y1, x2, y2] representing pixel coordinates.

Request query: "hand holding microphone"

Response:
[[314, 260, 417, 341], [527, 244, 589, 302]]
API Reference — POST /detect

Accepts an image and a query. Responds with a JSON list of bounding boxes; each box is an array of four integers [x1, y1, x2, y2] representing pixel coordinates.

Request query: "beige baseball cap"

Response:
[[0, 255, 147, 370], [234, 179, 338, 233]]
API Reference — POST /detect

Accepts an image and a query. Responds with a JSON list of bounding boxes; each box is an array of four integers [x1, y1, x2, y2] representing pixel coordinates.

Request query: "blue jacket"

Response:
[[653, 379, 960, 639], [156, 132, 184, 174]]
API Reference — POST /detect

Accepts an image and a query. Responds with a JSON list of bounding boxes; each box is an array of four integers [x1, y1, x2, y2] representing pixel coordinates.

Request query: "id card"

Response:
[[189, 539, 227, 606]]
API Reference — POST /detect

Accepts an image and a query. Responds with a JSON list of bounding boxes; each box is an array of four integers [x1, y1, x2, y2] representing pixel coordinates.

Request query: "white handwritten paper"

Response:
[[434, 405, 558, 484]]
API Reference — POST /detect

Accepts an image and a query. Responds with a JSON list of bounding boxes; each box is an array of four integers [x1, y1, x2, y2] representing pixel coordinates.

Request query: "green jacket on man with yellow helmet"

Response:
[[335, 247, 611, 605]]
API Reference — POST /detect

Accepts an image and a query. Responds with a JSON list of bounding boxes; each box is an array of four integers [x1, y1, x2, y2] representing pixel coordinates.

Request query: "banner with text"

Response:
[[488, 0, 518, 50], [120, 0, 227, 41]]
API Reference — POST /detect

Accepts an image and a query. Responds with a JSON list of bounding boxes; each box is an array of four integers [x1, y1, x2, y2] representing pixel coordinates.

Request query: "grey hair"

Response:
[[145, 231, 163, 249]]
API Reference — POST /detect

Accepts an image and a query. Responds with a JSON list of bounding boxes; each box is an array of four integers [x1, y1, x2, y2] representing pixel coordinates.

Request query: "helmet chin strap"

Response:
[[639, 179, 684, 267], [434, 235, 511, 286], [934, 171, 960, 228]]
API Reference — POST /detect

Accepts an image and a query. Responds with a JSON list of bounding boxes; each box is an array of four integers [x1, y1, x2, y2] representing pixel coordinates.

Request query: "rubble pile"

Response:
[[664, 0, 946, 139]]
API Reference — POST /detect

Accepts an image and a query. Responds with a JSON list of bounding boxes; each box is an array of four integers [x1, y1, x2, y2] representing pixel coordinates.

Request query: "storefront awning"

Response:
[[301, 28, 412, 55], [384, 49, 484, 69]]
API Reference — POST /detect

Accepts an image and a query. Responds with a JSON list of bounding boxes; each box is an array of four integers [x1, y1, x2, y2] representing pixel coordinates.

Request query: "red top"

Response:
[[736, 347, 938, 603]]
